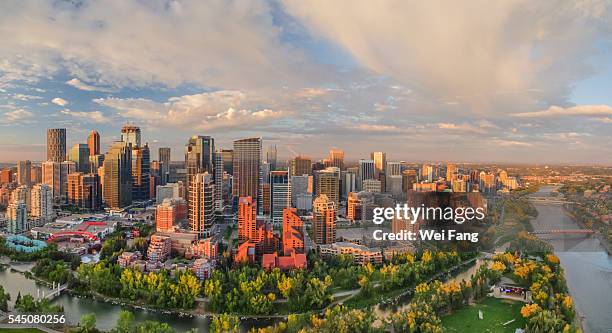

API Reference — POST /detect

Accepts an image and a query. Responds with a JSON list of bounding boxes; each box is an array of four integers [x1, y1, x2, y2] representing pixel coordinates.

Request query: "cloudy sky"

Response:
[[1, 0, 611, 164]]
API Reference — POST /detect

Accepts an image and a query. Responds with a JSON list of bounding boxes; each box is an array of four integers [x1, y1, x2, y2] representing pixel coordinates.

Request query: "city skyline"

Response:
[[1, 1, 612, 163]]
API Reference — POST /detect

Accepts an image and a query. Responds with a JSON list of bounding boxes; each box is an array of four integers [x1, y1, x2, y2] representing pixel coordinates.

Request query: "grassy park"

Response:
[[442, 297, 526, 333]]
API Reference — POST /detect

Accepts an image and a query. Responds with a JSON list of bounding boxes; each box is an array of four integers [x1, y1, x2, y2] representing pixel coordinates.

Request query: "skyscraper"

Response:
[[266, 145, 277, 171], [42, 160, 76, 198], [30, 183, 53, 225], [88, 130, 100, 156], [7, 200, 27, 234], [67, 172, 101, 210], [131, 143, 151, 201], [17, 160, 31, 186], [214, 150, 224, 210], [30, 165, 42, 184], [11, 185, 30, 211], [312, 194, 336, 245], [103, 141, 132, 209], [189, 173, 215, 238], [315, 167, 340, 207], [358, 159, 375, 190], [185, 136, 215, 187], [446, 164, 457, 182], [289, 155, 312, 176], [371, 151, 386, 179], [232, 138, 261, 209], [69, 143, 91, 173], [270, 170, 291, 224], [159, 147, 171, 184], [121, 123, 141, 147], [47, 128, 66, 162], [327, 149, 345, 170]]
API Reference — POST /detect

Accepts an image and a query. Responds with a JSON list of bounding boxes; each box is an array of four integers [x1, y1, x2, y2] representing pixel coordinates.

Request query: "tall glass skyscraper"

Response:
[[47, 128, 66, 162], [232, 137, 261, 210]]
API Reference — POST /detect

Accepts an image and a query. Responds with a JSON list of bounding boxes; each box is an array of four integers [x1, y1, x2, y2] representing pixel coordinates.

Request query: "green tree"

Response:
[[210, 314, 239, 333]]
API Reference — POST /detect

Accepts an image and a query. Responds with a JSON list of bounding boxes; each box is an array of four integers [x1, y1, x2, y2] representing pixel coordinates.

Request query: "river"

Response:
[[0, 263, 274, 332], [530, 186, 612, 333]]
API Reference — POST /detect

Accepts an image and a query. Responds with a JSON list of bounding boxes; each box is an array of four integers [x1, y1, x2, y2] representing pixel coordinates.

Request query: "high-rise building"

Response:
[[131, 143, 151, 201], [89, 154, 104, 173], [159, 147, 171, 184], [266, 145, 277, 171], [213, 150, 224, 210], [342, 170, 356, 199], [102, 141, 132, 209], [237, 196, 257, 244], [402, 169, 418, 193], [421, 164, 434, 182], [312, 194, 336, 245], [11, 185, 30, 211], [47, 128, 66, 162], [0, 169, 13, 184], [156, 182, 185, 203], [289, 156, 312, 176], [188, 173, 215, 238], [315, 167, 340, 207], [362, 179, 382, 193], [17, 160, 31, 186], [386, 161, 401, 177], [446, 163, 457, 182], [358, 159, 375, 190], [185, 136, 215, 188], [7, 200, 27, 234], [156, 198, 187, 232], [67, 172, 101, 210], [232, 138, 261, 209], [121, 124, 141, 147], [327, 149, 344, 170], [221, 149, 234, 175], [261, 183, 271, 215], [270, 170, 291, 224], [291, 175, 311, 210], [42, 161, 76, 198], [30, 165, 42, 184], [30, 184, 53, 224], [69, 143, 91, 173], [282, 208, 304, 255], [371, 152, 386, 179], [88, 130, 100, 156]]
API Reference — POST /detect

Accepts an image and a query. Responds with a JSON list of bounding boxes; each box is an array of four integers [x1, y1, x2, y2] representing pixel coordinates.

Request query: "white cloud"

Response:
[[493, 139, 533, 147], [513, 105, 612, 118], [591, 117, 612, 123], [60, 109, 110, 123], [348, 124, 403, 132], [283, 0, 611, 113], [4, 109, 33, 122], [435, 122, 486, 134], [95, 90, 286, 131], [0, 1, 319, 91], [51, 97, 68, 107], [65, 78, 116, 93]]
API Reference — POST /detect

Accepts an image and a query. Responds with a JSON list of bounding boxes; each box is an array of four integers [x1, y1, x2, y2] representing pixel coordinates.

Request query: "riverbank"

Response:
[[528, 185, 612, 333]]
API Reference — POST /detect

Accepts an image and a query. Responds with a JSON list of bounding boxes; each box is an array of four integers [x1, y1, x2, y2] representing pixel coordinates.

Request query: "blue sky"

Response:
[[1, 0, 612, 164]]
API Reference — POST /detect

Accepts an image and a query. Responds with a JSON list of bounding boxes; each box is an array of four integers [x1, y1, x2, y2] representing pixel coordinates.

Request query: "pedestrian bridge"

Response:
[[38, 282, 68, 300], [528, 197, 573, 204]]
